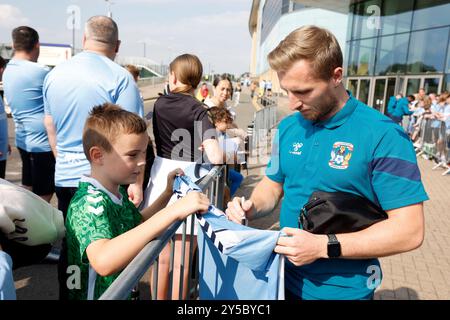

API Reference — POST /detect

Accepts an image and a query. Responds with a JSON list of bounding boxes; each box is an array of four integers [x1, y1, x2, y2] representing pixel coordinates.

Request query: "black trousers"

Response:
[[0, 160, 6, 179], [55, 186, 78, 300]]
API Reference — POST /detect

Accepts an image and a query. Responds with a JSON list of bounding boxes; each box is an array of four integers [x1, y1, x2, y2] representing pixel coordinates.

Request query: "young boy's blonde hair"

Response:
[[83, 103, 147, 161], [268, 25, 343, 81]]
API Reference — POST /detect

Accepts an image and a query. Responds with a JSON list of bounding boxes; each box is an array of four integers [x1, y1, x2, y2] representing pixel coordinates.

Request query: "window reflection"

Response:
[[352, 0, 381, 40], [348, 38, 377, 76], [443, 74, 450, 92], [412, 0, 450, 31], [407, 27, 450, 73], [381, 0, 414, 35], [375, 33, 409, 75], [261, 0, 281, 44], [359, 79, 370, 104]]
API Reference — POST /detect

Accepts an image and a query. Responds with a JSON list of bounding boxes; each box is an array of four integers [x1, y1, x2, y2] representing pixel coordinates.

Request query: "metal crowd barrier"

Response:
[[99, 165, 226, 300], [413, 118, 449, 176], [249, 98, 277, 155]]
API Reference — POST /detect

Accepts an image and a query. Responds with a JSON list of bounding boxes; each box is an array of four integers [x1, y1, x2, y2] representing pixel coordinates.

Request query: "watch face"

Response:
[[328, 242, 341, 258]]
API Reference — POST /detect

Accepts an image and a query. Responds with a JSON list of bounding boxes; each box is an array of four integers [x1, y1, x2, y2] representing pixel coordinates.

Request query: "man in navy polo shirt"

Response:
[[226, 25, 428, 300]]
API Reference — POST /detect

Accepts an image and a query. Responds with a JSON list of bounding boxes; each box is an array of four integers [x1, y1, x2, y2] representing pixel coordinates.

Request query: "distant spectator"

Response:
[[411, 96, 433, 143], [125, 64, 140, 82], [260, 79, 266, 95], [418, 87, 426, 100], [162, 80, 170, 96], [266, 79, 273, 97], [250, 80, 258, 98], [125, 64, 144, 104], [125, 64, 154, 190], [431, 92, 450, 163], [387, 93, 401, 122], [429, 92, 438, 106], [208, 107, 244, 198], [195, 82, 210, 102], [391, 94, 414, 126], [2, 26, 55, 202], [233, 82, 242, 107]]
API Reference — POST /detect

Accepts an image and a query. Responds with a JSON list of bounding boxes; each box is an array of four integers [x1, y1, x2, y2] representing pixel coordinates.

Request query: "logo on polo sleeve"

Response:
[[329, 142, 353, 169]]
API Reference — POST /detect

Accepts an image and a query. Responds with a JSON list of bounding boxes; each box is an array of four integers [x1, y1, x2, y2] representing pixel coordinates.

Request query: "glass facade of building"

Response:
[[260, 0, 308, 44], [345, 0, 450, 111]]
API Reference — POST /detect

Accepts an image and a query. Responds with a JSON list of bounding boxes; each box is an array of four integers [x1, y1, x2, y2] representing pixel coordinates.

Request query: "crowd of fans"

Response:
[[386, 88, 450, 165], [0, 17, 246, 300]]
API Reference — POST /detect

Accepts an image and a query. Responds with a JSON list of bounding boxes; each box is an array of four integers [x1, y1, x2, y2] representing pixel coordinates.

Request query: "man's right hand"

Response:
[[225, 197, 254, 224]]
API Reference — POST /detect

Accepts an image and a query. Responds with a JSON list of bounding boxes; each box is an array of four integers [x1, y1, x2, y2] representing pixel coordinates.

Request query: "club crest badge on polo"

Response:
[[329, 142, 353, 169]]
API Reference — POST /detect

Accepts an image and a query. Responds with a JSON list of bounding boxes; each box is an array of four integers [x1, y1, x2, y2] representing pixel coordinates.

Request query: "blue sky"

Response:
[[0, 0, 252, 76]]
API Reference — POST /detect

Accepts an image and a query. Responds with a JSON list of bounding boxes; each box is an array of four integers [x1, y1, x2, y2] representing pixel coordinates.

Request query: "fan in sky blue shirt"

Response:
[[2, 59, 50, 152], [0, 98, 8, 162], [43, 51, 144, 187], [266, 92, 428, 300]]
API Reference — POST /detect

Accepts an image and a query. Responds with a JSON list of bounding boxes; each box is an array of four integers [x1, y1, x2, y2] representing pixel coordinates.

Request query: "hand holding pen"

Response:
[[225, 196, 253, 225]]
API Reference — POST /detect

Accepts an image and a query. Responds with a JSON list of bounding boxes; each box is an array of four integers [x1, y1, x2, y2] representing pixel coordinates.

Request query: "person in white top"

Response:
[[204, 74, 236, 117], [204, 75, 247, 152]]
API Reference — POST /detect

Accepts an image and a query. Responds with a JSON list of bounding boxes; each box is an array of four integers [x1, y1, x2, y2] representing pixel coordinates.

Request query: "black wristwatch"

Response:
[[327, 234, 341, 258]]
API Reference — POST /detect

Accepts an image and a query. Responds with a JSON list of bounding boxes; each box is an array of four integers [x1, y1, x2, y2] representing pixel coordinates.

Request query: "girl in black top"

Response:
[[142, 54, 223, 300]]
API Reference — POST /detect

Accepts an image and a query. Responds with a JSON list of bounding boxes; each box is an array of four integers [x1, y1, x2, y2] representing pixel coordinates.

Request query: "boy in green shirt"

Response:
[[65, 103, 210, 300]]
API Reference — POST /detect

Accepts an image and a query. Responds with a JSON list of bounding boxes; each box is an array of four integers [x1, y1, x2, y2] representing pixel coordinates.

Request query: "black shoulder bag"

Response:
[[298, 190, 388, 234]]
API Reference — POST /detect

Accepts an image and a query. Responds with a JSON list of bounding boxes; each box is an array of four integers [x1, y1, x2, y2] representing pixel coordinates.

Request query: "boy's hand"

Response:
[[165, 168, 184, 194], [175, 192, 210, 220], [128, 183, 143, 207]]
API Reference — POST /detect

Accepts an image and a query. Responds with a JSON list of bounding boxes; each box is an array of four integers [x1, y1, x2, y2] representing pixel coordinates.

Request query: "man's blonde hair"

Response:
[[268, 25, 343, 80], [83, 103, 147, 161]]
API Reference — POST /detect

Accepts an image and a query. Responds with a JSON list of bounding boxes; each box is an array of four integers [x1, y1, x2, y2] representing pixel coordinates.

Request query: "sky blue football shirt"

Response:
[[173, 175, 284, 300], [0, 251, 16, 300], [266, 92, 428, 300], [43, 51, 144, 187], [2, 59, 50, 152]]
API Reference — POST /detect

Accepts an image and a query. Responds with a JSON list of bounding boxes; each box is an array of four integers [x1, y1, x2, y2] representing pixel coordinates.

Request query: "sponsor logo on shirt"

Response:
[[289, 142, 303, 156], [329, 142, 353, 169]]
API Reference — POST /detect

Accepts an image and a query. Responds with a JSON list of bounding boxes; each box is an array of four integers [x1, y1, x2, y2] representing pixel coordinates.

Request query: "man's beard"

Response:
[[304, 95, 339, 122]]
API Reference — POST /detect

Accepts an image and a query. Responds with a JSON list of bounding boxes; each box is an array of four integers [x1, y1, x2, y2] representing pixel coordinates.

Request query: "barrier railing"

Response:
[[249, 103, 277, 154], [413, 118, 449, 176], [99, 165, 226, 300]]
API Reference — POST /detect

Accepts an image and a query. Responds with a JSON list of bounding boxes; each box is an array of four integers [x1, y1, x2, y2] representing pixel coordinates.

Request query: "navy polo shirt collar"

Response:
[[315, 91, 358, 129]]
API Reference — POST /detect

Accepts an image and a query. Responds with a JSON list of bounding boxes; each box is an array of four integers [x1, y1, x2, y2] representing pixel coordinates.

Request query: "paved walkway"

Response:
[[5, 84, 450, 300]]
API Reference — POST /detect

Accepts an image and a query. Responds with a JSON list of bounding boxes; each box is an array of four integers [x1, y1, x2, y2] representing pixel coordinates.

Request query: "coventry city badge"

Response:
[[329, 142, 353, 169]]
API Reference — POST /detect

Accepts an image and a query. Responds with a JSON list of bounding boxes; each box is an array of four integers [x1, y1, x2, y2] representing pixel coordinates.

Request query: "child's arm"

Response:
[[140, 168, 183, 222], [86, 191, 209, 277]]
